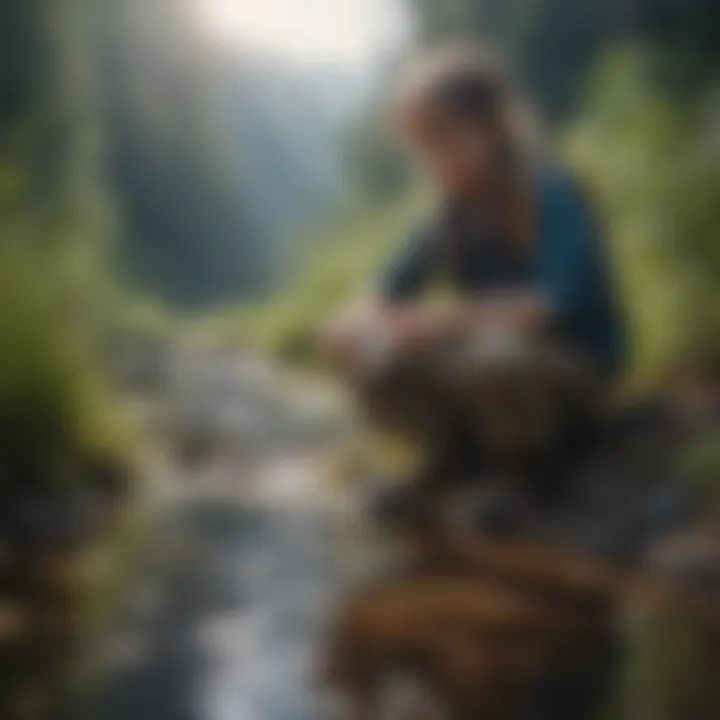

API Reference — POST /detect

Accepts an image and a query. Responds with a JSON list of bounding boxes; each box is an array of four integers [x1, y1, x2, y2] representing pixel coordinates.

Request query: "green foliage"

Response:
[[566, 50, 720, 372], [413, 0, 720, 120], [0, 0, 128, 496], [0, 243, 123, 491], [237, 190, 430, 365]]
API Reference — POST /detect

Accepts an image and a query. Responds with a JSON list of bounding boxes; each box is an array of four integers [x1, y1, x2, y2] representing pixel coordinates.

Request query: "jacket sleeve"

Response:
[[538, 172, 625, 373]]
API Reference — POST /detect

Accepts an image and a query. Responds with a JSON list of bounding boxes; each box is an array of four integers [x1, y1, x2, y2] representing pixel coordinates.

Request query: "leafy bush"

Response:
[[0, 226, 126, 498], [566, 50, 720, 375]]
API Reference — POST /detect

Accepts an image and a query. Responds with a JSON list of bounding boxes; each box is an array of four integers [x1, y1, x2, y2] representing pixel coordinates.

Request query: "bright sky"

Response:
[[194, 0, 410, 67]]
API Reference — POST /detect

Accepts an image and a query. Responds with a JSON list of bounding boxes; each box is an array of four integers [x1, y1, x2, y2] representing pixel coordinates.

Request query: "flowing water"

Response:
[[96, 463, 342, 720], [94, 356, 350, 720]]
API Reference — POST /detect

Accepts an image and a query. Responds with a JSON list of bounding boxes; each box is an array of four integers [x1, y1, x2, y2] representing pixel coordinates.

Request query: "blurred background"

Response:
[[0, 0, 719, 719]]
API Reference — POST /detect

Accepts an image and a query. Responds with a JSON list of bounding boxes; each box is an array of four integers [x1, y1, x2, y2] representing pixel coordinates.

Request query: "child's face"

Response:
[[402, 105, 500, 197]]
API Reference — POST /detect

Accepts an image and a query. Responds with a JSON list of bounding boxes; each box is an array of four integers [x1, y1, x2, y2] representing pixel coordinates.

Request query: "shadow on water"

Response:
[[94, 498, 338, 720]]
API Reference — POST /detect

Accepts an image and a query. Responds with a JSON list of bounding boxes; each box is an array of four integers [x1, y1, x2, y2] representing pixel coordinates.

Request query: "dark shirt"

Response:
[[379, 166, 625, 373]]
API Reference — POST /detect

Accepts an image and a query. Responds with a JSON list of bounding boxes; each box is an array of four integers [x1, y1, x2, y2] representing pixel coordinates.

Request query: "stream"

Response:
[[95, 463, 342, 720], [93, 355, 351, 720]]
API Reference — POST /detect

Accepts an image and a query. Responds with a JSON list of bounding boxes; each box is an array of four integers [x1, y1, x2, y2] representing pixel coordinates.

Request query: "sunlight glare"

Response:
[[194, 0, 407, 66]]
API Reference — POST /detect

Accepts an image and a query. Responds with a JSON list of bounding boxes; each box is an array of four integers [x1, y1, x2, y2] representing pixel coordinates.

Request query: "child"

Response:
[[323, 44, 625, 523]]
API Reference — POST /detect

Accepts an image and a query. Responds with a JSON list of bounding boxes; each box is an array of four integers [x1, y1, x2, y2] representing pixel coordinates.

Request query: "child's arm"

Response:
[[320, 228, 437, 369], [321, 292, 550, 377]]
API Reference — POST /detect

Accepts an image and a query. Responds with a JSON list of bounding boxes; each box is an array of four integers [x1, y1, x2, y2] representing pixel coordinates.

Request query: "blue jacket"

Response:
[[380, 166, 625, 373]]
